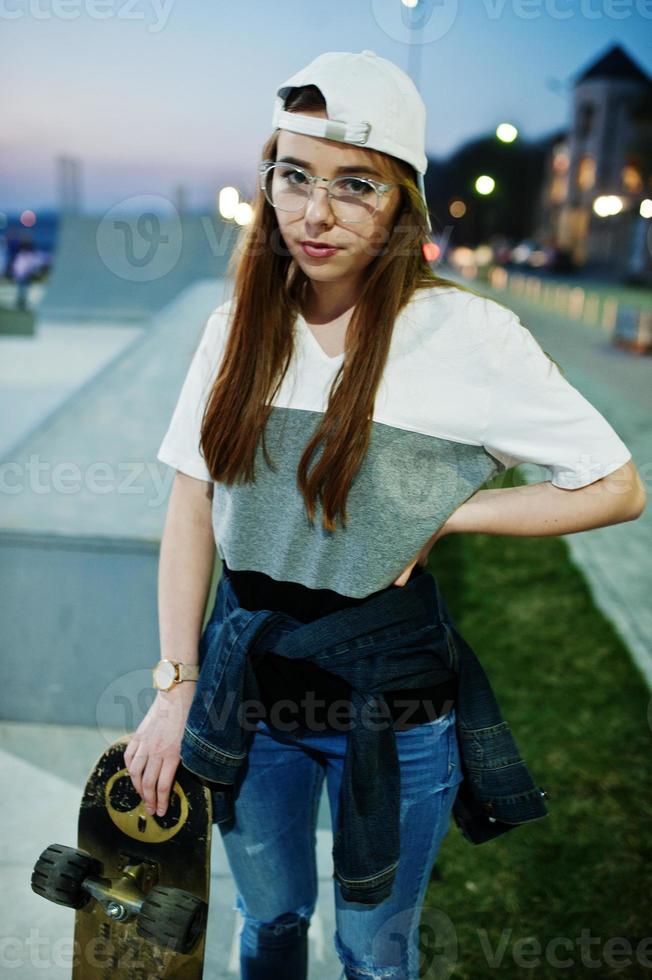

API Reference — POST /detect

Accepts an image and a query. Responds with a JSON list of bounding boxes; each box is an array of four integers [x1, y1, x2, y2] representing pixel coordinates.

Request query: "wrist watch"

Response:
[[152, 659, 200, 692]]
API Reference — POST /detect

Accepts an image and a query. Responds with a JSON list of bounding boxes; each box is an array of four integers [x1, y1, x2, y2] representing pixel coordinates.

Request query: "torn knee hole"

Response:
[[252, 910, 310, 939]]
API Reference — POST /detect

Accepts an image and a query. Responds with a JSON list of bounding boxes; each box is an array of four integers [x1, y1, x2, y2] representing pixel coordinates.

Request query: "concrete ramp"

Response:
[[0, 278, 231, 725], [39, 211, 239, 322]]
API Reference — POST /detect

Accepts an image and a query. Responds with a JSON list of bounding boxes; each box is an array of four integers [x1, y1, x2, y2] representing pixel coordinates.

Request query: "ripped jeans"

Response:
[[216, 705, 464, 979]]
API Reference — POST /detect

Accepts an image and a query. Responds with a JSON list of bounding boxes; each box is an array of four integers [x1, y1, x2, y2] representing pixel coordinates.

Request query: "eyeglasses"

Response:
[[258, 159, 398, 223]]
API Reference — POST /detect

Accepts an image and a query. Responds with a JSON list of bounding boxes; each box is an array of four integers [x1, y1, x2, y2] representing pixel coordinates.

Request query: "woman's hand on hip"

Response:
[[392, 521, 451, 587]]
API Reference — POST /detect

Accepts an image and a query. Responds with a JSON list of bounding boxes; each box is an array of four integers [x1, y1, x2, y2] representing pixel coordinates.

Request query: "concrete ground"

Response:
[[0, 281, 143, 459], [1, 270, 650, 978]]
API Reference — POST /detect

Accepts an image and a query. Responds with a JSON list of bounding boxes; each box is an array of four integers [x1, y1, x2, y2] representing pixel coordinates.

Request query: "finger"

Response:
[[156, 756, 180, 817], [123, 736, 139, 767], [394, 561, 416, 586], [140, 755, 164, 814], [126, 744, 149, 797]]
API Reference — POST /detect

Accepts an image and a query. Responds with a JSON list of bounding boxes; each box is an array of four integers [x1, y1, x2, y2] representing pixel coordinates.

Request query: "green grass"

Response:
[[0, 303, 36, 335], [423, 520, 652, 979]]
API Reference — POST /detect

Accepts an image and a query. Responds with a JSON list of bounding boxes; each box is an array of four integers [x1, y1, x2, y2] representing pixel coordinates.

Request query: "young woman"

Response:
[[125, 50, 645, 980]]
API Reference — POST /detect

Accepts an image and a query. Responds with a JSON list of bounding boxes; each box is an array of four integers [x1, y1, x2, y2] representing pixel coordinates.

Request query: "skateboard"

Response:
[[31, 736, 213, 978]]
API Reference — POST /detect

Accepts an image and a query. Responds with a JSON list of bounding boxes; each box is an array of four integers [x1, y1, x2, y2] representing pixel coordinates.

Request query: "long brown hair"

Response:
[[200, 84, 479, 531]]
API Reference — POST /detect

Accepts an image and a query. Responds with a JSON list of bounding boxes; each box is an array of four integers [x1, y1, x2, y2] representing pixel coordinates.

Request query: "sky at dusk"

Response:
[[2, 0, 651, 215]]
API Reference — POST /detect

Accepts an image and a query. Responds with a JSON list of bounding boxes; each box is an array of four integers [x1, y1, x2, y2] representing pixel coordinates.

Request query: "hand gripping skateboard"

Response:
[[31, 736, 213, 978]]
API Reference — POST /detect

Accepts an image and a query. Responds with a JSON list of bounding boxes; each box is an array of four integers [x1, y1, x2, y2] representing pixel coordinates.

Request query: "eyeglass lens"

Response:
[[263, 164, 379, 222]]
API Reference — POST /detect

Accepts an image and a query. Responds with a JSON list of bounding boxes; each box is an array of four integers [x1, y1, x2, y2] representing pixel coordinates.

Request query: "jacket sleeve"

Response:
[[156, 299, 232, 482], [481, 299, 632, 489]]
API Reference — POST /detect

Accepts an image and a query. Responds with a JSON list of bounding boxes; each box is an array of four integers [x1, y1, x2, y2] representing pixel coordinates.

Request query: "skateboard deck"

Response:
[[31, 737, 212, 979]]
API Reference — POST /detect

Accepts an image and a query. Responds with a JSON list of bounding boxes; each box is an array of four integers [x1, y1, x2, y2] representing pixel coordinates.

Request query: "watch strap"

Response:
[[177, 662, 199, 682]]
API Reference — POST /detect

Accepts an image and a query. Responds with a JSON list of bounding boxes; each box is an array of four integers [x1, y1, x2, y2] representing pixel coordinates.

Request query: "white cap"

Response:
[[271, 49, 431, 233]]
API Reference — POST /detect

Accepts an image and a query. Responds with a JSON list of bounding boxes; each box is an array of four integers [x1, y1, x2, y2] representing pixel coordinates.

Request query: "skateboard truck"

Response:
[[81, 857, 158, 923], [32, 843, 207, 955]]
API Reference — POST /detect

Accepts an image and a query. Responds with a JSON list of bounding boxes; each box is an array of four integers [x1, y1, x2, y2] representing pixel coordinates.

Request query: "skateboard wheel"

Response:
[[31, 844, 102, 910], [137, 884, 208, 955]]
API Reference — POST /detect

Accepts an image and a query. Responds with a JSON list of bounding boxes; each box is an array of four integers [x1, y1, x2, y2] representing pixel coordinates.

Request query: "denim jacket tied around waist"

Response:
[[180, 565, 549, 906]]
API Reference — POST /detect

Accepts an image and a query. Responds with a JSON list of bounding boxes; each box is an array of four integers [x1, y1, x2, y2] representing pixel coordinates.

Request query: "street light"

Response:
[[496, 123, 518, 143], [475, 175, 495, 195], [593, 195, 623, 217], [234, 202, 253, 226], [218, 186, 240, 221], [404, 0, 429, 92]]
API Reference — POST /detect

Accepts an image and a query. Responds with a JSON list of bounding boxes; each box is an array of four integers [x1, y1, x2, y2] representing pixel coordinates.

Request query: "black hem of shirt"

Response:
[[221, 561, 457, 733]]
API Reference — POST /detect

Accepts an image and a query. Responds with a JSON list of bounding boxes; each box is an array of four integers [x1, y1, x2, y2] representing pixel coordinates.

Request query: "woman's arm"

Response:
[[158, 472, 216, 666], [392, 459, 646, 586], [446, 459, 646, 537], [124, 471, 216, 817]]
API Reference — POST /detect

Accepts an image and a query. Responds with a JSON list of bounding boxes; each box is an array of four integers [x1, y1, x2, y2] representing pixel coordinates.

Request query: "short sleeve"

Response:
[[156, 300, 232, 481], [482, 300, 632, 489]]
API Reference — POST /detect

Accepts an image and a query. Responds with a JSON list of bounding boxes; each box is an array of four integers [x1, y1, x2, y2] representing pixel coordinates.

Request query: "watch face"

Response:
[[154, 661, 177, 690]]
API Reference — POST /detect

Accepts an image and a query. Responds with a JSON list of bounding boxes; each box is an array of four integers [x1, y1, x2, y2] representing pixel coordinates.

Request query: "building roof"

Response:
[[574, 43, 650, 86]]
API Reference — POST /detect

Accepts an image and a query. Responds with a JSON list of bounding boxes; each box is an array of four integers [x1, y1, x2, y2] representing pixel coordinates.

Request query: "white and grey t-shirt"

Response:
[[157, 285, 632, 598]]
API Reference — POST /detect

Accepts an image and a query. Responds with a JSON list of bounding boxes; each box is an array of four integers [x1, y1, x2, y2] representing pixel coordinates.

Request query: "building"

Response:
[[536, 43, 652, 282]]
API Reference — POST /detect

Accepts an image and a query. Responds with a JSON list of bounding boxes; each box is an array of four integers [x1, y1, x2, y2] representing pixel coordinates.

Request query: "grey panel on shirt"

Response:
[[212, 405, 502, 598]]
